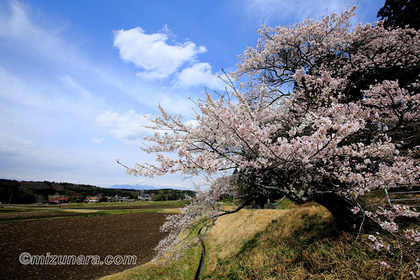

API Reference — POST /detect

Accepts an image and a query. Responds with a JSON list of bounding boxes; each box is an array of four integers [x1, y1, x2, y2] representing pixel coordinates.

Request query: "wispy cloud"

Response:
[[0, 1, 156, 185], [0, 0, 80, 68], [95, 110, 153, 144], [90, 138, 105, 144], [0, 131, 37, 155], [241, 0, 376, 25]]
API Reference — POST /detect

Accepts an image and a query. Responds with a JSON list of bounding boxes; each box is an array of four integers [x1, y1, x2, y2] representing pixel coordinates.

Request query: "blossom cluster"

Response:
[[126, 7, 420, 270]]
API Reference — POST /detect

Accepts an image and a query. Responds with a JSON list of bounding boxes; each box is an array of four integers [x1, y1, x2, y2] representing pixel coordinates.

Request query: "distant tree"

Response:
[[65, 190, 76, 199], [17, 189, 36, 204], [32, 187, 55, 201], [0, 180, 19, 203], [150, 193, 156, 201], [377, 0, 420, 29], [153, 191, 167, 201], [43, 180, 52, 187]]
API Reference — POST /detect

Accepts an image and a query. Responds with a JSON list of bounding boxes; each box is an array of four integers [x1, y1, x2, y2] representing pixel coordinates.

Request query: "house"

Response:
[[85, 197, 98, 203], [138, 194, 152, 201], [119, 197, 135, 203], [57, 198, 68, 203], [45, 195, 68, 204]]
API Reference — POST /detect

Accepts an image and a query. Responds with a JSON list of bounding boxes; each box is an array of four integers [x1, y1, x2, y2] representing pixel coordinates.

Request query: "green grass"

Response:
[[98, 209, 161, 215], [0, 201, 184, 223], [57, 200, 188, 209], [101, 246, 202, 280], [2, 200, 187, 209]]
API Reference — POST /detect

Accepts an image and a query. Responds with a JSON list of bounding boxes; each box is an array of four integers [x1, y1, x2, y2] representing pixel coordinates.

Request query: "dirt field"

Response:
[[0, 212, 170, 280], [0, 210, 102, 222]]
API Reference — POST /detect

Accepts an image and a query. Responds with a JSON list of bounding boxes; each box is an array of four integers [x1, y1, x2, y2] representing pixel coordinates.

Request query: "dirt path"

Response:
[[0, 212, 169, 280]]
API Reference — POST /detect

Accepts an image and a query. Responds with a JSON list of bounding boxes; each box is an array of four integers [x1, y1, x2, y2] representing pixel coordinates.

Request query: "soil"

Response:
[[0, 211, 103, 222], [0, 212, 170, 280]]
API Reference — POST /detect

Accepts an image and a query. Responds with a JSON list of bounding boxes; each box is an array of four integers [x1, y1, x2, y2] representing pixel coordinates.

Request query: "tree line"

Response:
[[0, 179, 194, 204]]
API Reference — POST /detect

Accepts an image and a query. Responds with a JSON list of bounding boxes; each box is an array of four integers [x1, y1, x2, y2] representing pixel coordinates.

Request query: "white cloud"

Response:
[[96, 110, 153, 144], [113, 27, 207, 79], [175, 62, 225, 90]]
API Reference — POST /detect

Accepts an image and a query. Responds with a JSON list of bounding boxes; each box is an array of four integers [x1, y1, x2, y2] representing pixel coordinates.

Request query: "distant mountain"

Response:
[[109, 184, 159, 190]]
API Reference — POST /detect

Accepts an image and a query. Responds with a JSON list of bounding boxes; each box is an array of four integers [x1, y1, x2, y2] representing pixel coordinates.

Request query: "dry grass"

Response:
[[63, 209, 99, 213], [101, 205, 417, 280], [204, 206, 416, 280], [207, 209, 287, 262], [159, 208, 183, 214]]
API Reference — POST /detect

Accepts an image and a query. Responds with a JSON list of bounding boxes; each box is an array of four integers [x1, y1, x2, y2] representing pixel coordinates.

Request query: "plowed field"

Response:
[[0, 212, 169, 280]]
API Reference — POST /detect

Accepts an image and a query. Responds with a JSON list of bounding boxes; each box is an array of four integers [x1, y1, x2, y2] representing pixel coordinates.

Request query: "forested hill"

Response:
[[0, 179, 195, 204]]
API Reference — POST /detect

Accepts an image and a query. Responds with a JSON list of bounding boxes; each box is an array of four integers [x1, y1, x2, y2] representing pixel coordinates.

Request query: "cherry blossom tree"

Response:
[[125, 7, 420, 274]]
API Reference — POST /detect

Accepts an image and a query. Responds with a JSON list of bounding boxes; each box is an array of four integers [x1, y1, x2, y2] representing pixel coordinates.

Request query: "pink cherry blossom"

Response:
[[122, 7, 420, 273]]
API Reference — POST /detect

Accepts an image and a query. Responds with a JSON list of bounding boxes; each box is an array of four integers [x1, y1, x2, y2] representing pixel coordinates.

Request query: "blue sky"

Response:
[[0, 0, 385, 189]]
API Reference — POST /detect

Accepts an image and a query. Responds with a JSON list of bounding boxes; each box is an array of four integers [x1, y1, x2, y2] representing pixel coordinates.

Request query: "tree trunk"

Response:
[[312, 193, 372, 232]]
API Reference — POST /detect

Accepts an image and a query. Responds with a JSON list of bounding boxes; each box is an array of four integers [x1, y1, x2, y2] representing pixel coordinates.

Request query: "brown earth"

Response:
[[0, 210, 104, 222], [0, 212, 170, 280]]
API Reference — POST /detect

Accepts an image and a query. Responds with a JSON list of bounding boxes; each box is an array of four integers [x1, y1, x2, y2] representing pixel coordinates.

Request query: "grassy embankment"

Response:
[[101, 200, 416, 280]]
